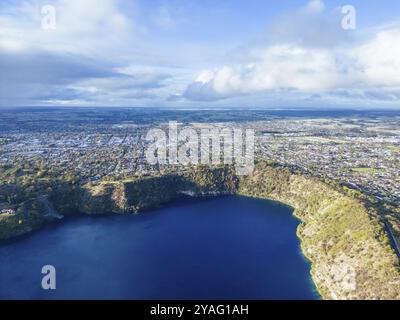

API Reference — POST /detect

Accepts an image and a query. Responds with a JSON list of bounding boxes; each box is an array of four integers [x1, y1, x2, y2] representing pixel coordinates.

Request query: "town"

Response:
[[0, 108, 399, 207]]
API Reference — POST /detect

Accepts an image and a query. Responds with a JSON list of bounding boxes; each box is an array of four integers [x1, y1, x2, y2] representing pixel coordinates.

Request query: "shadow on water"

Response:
[[0, 195, 320, 300]]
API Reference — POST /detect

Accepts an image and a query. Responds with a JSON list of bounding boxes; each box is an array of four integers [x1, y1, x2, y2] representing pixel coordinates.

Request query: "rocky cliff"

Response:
[[238, 162, 400, 299], [0, 162, 399, 299]]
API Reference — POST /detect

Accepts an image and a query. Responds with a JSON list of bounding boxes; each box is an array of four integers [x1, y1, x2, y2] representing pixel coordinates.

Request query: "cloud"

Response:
[[350, 27, 400, 88], [0, 49, 172, 106], [184, 1, 400, 104], [0, 0, 135, 58], [0, 51, 118, 84], [184, 45, 348, 100], [1, 0, 400, 108], [268, 0, 349, 48], [331, 88, 400, 102], [0, 0, 179, 106], [0, 50, 117, 104], [68, 70, 171, 103]]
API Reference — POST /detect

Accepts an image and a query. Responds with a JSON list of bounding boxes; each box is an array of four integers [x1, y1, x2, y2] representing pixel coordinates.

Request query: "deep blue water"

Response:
[[0, 196, 318, 300]]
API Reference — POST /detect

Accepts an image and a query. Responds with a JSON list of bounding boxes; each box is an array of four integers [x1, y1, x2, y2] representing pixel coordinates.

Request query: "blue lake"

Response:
[[0, 196, 318, 299]]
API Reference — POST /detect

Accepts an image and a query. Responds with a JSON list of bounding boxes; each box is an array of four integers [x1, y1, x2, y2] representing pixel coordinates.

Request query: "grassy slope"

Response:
[[1, 162, 399, 299], [238, 162, 400, 299]]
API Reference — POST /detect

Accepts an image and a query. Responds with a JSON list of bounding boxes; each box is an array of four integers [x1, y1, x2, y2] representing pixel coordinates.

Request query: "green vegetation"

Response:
[[238, 161, 400, 300], [0, 160, 399, 299], [351, 167, 379, 174]]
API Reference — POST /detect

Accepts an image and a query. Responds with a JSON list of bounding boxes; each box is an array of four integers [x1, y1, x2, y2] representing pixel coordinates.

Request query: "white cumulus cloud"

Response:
[[184, 1, 400, 104]]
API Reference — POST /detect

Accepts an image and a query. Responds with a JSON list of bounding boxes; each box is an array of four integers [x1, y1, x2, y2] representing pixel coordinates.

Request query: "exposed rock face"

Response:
[[78, 166, 239, 214], [0, 162, 399, 299], [238, 163, 400, 300], [81, 183, 122, 214]]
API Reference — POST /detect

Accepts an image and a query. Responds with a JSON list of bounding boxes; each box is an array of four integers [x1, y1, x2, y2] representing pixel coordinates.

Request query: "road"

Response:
[[384, 220, 400, 260]]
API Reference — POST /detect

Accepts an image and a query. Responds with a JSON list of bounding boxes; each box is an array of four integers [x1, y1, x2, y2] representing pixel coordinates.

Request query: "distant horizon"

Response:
[[2, 106, 400, 111]]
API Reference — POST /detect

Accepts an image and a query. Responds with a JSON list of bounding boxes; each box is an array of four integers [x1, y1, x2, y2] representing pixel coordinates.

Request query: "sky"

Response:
[[1, 0, 400, 108]]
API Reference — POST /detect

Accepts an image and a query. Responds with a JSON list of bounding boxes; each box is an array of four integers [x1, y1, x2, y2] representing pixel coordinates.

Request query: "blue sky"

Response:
[[1, 0, 400, 108]]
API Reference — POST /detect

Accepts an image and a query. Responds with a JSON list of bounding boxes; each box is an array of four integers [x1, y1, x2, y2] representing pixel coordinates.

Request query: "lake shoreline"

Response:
[[0, 195, 318, 300], [1, 162, 399, 299]]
